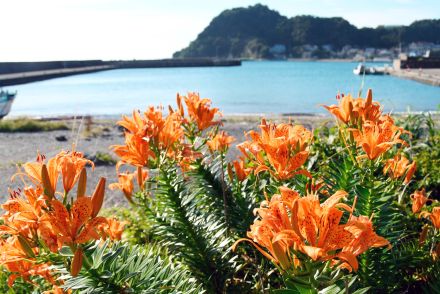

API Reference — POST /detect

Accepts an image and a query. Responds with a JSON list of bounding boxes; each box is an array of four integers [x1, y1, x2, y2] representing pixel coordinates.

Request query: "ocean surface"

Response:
[[6, 61, 440, 117]]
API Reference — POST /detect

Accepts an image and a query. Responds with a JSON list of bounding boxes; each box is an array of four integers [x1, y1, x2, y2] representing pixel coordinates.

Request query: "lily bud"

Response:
[[41, 164, 54, 200], [272, 242, 291, 270], [17, 235, 35, 258], [71, 248, 83, 277], [91, 177, 106, 217], [137, 166, 144, 191], [227, 163, 233, 183], [419, 224, 429, 245], [177, 94, 185, 117], [168, 105, 174, 114], [366, 89, 373, 107], [77, 168, 87, 198], [404, 161, 416, 185]]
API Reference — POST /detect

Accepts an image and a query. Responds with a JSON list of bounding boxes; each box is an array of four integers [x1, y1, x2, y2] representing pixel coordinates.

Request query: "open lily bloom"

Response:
[[233, 186, 389, 272], [350, 116, 408, 160], [237, 119, 312, 180], [383, 154, 416, 184], [207, 131, 235, 153], [323, 89, 382, 126], [182, 92, 221, 131]]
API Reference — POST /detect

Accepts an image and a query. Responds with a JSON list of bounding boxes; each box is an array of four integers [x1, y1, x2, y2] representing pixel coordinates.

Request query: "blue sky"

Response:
[[1, 0, 438, 61]]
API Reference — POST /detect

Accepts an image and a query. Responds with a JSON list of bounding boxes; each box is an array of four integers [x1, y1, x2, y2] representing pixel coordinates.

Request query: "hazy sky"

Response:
[[1, 0, 438, 61]]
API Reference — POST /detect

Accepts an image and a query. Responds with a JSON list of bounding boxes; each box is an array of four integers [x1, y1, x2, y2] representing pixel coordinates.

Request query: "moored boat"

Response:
[[0, 90, 16, 119], [353, 63, 390, 75]]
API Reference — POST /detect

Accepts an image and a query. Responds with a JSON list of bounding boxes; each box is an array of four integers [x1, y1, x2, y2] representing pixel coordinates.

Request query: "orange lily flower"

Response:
[[0, 236, 55, 287], [177, 143, 204, 172], [117, 110, 149, 138], [233, 186, 389, 272], [118, 106, 165, 140], [43, 196, 108, 247], [350, 118, 407, 160], [323, 94, 354, 124], [423, 207, 440, 229], [114, 106, 185, 166], [158, 111, 184, 153], [143, 106, 166, 138], [237, 120, 312, 180], [109, 172, 135, 203], [411, 189, 429, 213], [98, 218, 128, 241], [57, 151, 94, 195], [207, 131, 235, 153], [352, 89, 382, 123], [232, 158, 251, 181], [112, 132, 156, 167], [342, 215, 391, 256], [183, 92, 221, 131], [383, 154, 416, 184], [323, 89, 381, 125], [13, 153, 59, 194], [2, 149, 124, 289]]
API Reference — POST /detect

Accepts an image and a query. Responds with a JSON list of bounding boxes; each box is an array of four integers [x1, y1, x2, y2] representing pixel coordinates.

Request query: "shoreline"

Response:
[[4, 110, 440, 121], [389, 68, 440, 87]]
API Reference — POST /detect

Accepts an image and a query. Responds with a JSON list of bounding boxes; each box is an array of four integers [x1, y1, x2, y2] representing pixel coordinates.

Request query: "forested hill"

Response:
[[173, 4, 440, 59]]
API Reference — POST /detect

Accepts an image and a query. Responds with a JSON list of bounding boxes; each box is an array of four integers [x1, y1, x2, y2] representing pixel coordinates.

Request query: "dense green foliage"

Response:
[[59, 241, 204, 293], [173, 4, 440, 59]]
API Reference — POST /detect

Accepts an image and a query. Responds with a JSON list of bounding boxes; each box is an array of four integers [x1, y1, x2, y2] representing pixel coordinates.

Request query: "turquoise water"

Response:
[[6, 61, 440, 116]]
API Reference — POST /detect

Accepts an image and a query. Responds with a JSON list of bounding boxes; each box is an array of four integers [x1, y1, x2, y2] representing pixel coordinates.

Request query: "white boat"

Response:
[[353, 64, 389, 75], [0, 90, 16, 119]]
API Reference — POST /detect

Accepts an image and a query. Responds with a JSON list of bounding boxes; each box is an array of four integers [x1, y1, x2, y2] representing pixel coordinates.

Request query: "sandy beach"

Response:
[[0, 114, 331, 207]]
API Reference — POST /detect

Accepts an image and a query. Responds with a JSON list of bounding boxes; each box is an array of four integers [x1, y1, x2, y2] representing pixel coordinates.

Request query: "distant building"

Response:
[[269, 44, 287, 59]]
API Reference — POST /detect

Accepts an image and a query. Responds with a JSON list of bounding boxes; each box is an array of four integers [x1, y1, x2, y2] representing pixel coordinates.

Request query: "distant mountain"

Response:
[[173, 4, 440, 59]]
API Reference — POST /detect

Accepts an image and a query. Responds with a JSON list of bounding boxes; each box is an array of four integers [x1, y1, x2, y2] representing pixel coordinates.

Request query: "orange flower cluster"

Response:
[[383, 154, 416, 184], [423, 208, 440, 229], [112, 93, 225, 193], [0, 151, 126, 287], [233, 187, 390, 272], [324, 90, 409, 161], [350, 115, 408, 160], [182, 93, 222, 131], [112, 107, 183, 167], [237, 119, 312, 180], [228, 158, 252, 182], [109, 167, 149, 203], [113, 93, 223, 170], [411, 189, 430, 213], [323, 89, 381, 126], [207, 131, 235, 153]]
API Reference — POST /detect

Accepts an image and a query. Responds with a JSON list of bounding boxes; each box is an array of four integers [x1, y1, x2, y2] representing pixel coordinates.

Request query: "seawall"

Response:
[[390, 69, 440, 87], [0, 59, 241, 86]]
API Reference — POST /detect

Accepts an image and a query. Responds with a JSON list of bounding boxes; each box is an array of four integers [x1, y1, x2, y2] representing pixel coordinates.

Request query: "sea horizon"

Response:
[[5, 60, 440, 117]]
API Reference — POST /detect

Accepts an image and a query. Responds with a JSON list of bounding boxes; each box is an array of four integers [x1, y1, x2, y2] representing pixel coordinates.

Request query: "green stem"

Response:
[[219, 153, 229, 230]]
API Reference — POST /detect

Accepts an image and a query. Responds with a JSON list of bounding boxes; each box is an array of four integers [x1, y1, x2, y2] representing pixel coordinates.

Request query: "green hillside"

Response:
[[173, 4, 440, 59]]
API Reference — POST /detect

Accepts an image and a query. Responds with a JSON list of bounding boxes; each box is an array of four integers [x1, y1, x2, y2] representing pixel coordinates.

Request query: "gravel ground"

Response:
[[0, 115, 329, 207]]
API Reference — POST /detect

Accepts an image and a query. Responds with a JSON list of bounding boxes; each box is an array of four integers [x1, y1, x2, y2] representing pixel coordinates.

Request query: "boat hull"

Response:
[[0, 91, 16, 119]]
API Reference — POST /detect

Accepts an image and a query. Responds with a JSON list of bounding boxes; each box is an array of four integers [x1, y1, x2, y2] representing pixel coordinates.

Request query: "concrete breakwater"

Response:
[[0, 59, 241, 86], [390, 69, 440, 87]]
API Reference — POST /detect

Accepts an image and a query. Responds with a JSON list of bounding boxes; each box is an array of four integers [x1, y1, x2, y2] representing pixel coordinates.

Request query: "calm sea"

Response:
[[6, 61, 440, 117]]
